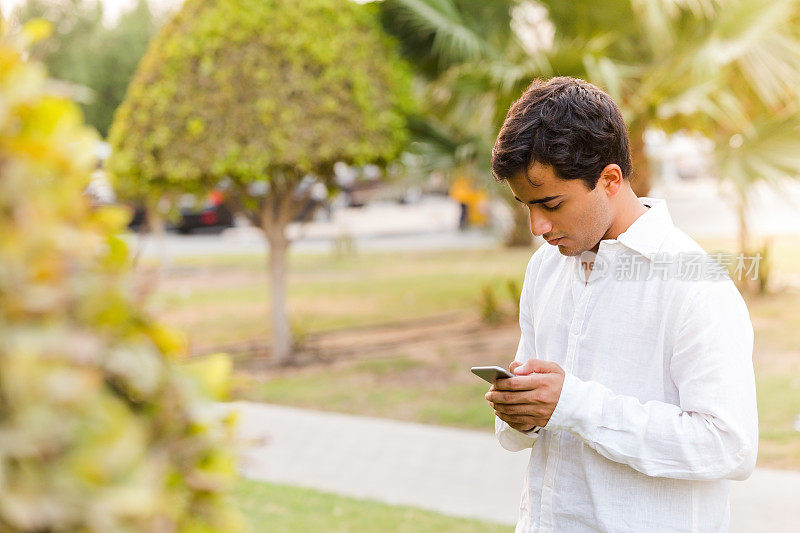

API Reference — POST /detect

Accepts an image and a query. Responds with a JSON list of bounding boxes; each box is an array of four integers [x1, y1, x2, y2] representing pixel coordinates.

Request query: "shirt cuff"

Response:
[[522, 426, 542, 436], [543, 371, 601, 436]]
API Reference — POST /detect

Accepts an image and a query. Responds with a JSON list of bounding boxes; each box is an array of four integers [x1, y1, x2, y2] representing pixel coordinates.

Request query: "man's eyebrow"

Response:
[[513, 195, 562, 205]]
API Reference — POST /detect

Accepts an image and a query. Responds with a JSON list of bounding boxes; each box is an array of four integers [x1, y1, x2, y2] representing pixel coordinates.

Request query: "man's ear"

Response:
[[598, 164, 623, 197]]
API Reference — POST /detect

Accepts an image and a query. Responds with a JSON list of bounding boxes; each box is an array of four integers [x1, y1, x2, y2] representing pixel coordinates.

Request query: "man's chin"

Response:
[[554, 243, 583, 257], [558, 248, 580, 257]]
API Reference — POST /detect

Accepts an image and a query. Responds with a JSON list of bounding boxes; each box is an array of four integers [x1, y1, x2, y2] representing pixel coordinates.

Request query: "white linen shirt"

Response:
[[496, 197, 758, 533]]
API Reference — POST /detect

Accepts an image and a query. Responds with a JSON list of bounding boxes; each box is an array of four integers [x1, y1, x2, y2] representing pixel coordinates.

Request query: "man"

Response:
[[484, 77, 758, 532]]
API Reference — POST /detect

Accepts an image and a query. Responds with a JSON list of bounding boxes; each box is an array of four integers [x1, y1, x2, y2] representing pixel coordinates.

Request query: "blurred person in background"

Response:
[[449, 175, 472, 230], [484, 77, 757, 532], [449, 175, 490, 230]]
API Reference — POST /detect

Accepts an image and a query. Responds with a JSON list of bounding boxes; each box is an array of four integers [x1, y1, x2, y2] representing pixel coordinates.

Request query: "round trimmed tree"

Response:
[[107, 0, 413, 364]]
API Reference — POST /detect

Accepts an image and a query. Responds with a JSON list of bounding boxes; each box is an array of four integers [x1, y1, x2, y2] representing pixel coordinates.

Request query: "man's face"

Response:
[[506, 162, 614, 256]]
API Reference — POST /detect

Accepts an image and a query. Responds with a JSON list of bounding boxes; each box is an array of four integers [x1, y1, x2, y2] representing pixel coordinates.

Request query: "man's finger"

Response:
[[485, 390, 539, 404], [492, 402, 541, 415], [493, 374, 545, 391]]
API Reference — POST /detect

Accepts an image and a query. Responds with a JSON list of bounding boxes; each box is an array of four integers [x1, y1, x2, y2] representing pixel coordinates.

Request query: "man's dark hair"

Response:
[[491, 77, 632, 190]]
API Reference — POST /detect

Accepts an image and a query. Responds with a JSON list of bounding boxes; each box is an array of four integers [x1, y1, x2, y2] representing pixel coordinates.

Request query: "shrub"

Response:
[[0, 21, 240, 532], [479, 284, 504, 325]]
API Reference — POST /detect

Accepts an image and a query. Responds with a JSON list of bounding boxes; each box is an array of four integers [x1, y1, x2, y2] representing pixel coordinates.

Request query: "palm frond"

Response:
[[703, 0, 800, 108], [715, 109, 800, 195], [380, 0, 502, 68]]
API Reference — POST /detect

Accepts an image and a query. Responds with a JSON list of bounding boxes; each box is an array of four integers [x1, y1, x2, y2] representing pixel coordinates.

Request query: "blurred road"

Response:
[[226, 402, 800, 532], [124, 195, 497, 260], [125, 177, 800, 261]]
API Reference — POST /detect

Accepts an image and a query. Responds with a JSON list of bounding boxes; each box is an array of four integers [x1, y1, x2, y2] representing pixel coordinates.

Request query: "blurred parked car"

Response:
[[123, 191, 234, 234], [174, 190, 235, 234], [87, 141, 235, 234]]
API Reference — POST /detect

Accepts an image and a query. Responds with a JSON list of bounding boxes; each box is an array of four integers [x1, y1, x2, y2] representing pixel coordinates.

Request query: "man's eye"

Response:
[[542, 203, 562, 211]]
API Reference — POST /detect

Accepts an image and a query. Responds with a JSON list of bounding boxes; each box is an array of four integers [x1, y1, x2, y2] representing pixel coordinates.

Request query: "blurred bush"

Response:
[[0, 21, 240, 532], [479, 279, 524, 325], [506, 279, 521, 317], [479, 284, 504, 325]]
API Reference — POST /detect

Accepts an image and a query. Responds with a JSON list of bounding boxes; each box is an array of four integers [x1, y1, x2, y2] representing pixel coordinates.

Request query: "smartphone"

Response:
[[471, 365, 515, 384]]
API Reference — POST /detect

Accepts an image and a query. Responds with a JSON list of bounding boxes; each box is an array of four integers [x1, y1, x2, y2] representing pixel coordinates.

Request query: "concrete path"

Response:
[[222, 402, 800, 532]]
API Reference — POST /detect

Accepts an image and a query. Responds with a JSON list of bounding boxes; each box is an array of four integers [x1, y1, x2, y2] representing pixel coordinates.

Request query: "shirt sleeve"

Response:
[[543, 281, 759, 481], [496, 251, 543, 452]]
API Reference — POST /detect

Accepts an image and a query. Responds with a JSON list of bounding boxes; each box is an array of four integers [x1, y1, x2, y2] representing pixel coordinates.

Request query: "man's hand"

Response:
[[485, 359, 565, 432]]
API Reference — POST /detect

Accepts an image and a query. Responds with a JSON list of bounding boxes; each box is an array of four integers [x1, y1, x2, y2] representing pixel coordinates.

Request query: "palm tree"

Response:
[[382, 0, 800, 268], [380, 1, 629, 246], [380, 0, 543, 245]]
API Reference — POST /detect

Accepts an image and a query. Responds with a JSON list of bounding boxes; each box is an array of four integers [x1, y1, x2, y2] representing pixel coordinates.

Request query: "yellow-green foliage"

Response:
[[0, 22, 241, 532], [107, 0, 414, 198]]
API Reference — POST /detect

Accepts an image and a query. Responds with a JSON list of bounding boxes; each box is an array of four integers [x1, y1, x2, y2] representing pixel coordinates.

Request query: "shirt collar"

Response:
[[611, 197, 674, 259]]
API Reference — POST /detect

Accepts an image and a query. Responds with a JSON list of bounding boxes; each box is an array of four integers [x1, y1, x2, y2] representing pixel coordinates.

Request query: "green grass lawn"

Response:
[[148, 236, 800, 349], [245, 354, 496, 430], [148, 247, 532, 348], [234, 478, 512, 533]]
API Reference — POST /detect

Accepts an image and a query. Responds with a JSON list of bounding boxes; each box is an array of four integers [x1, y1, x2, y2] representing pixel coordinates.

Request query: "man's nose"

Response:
[[529, 208, 552, 237]]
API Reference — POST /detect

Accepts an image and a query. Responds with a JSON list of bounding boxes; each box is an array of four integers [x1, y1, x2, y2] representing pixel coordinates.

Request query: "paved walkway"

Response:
[[222, 402, 800, 532]]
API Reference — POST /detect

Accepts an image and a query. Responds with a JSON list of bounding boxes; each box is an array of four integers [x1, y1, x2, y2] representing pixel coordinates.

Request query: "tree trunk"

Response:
[[259, 190, 294, 365], [735, 190, 758, 295], [629, 128, 652, 197], [265, 227, 292, 365], [736, 191, 751, 256], [257, 178, 312, 366]]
